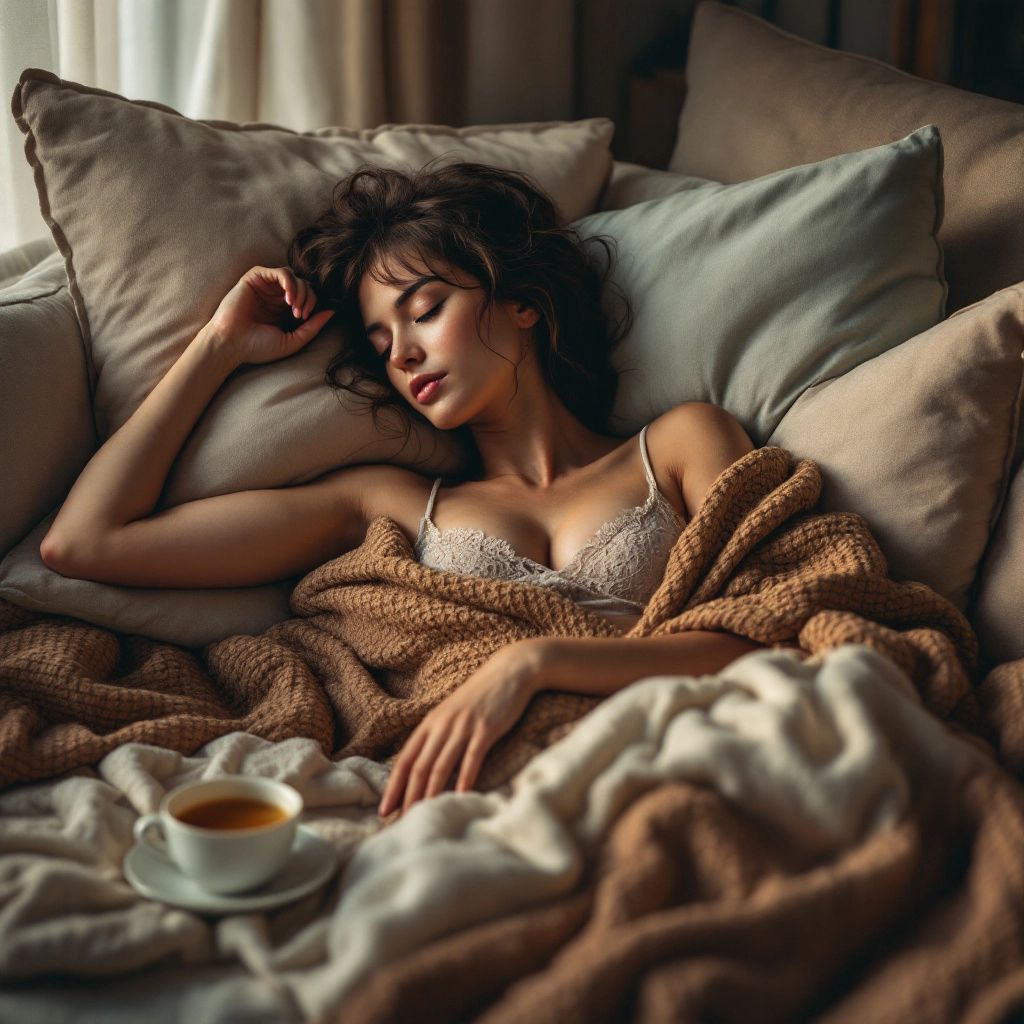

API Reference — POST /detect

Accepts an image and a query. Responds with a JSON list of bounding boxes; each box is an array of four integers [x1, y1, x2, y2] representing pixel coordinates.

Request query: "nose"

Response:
[[388, 329, 423, 370]]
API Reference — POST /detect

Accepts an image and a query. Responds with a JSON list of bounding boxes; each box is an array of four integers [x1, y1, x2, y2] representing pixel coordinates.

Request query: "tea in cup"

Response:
[[133, 775, 303, 894]]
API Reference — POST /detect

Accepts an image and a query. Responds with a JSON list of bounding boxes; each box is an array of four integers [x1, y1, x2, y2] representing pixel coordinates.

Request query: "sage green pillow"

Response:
[[577, 125, 947, 442]]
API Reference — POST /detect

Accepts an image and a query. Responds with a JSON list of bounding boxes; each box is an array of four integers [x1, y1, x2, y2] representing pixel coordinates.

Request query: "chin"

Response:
[[425, 401, 476, 433], [406, 401, 450, 431], [424, 410, 462, 432]]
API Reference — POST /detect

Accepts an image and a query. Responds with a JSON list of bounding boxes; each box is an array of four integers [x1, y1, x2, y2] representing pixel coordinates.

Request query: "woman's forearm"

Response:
[[46, 323, 239, 539], [531, 631, 765, 698]]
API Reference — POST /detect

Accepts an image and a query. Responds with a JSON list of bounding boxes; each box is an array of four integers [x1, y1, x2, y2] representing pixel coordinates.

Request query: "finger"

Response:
[[251, 266, 292, 308], [403, 728, 450, 814], [455, 728, 492, 793], [378, 737, 421, 815], [293, 278, 308, 319], [303, 283, 317, 319], [423, 723, 471, 801], [274, 266, 298, 308], [379, 726, 429, 816], [246, 266, 278, 295], [290, 309, 335, 346]]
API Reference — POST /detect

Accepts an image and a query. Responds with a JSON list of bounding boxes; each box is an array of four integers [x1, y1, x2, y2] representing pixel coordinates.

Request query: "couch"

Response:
[[2, 3, 1023, 1021]]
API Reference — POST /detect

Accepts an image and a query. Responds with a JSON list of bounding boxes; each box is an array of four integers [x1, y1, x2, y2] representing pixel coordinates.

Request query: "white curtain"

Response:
[[0, 0, 576, 253]]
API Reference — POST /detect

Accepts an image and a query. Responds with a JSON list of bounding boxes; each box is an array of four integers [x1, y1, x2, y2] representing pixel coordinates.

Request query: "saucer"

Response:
[[123, 826, 338, 914]]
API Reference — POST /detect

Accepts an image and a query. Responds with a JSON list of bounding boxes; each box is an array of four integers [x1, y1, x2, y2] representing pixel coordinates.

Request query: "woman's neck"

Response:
[[465, 363, 617, 488]]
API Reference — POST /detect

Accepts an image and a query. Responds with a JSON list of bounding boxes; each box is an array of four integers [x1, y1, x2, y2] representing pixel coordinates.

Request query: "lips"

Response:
[[411, 373, 446, 403]]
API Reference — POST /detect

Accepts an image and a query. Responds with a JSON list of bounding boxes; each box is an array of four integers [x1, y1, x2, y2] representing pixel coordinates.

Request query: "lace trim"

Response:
[[420, 485, 675, 572], [416, 488, 684, 608], [414, 424, 686, 607]]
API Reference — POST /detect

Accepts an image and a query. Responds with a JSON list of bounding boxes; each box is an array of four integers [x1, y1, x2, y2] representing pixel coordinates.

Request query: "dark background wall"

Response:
[[575, 0, 1023, 166]]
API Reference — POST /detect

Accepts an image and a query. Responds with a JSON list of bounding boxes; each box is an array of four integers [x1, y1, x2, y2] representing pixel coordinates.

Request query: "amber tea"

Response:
[[175, 796, 289, 830]]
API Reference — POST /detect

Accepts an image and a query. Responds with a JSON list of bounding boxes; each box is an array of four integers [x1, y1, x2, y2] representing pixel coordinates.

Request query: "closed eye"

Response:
[[416, 300, 444, 324], [375, 301, 444, 360]]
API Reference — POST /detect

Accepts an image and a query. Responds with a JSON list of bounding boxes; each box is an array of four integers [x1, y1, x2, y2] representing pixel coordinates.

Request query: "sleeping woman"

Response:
[[39, 161, 762, 817]]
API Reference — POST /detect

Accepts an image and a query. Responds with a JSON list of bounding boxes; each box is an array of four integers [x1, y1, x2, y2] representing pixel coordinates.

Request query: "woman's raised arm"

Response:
[[37, 266, 366, 588]]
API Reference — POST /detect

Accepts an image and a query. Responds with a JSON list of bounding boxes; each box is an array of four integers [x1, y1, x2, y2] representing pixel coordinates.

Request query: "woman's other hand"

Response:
[[378, 639, 548, 818], [209, 265, 335, 365]]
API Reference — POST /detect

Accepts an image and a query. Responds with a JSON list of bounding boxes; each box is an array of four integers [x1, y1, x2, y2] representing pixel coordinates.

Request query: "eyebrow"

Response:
[[364, 275, 440, 335]]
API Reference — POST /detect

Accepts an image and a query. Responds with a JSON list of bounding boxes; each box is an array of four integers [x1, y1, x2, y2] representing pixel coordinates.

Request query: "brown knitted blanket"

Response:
[[0, 446, 982, 788]]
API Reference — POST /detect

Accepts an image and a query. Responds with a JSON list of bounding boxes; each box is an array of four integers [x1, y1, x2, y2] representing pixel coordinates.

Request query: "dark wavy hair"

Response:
[[286, 158, 632, 473]]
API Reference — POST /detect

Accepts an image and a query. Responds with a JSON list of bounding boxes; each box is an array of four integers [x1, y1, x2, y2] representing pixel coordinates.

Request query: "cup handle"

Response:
[[133, 813, 172, 863]]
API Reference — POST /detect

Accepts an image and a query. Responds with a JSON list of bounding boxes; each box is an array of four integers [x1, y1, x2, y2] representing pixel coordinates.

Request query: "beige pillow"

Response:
[[0, 515, 292, 647], [577, 126, 946, 442], [973, 463, 1024, 664], [769, 283, 1024, 612], [671, 1, 1024, 315], [12, 68, 615, 502], [597, 160, 712, 211], [0, 251, 95, 556]]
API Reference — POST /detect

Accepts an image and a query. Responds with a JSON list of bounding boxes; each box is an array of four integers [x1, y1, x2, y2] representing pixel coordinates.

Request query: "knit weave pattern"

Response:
[[0, 446, 981, 788]]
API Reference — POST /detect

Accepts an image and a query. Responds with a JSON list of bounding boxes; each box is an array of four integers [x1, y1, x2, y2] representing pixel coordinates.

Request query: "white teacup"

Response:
[[133, 775, 303, 894]]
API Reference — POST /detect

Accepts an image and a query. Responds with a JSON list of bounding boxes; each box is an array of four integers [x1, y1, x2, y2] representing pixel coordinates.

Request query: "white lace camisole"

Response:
[[413, 424, 686, 617]]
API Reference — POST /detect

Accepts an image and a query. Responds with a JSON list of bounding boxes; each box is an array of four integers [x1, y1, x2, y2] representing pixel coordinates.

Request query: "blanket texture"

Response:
[[0, 446, 981, 789], [3, 648, 1024, 1024]]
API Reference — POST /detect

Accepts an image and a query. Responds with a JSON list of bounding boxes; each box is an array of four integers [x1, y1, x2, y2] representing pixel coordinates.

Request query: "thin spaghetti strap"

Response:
[[638, 424, 658, 492], [423, 477, 443, 525]]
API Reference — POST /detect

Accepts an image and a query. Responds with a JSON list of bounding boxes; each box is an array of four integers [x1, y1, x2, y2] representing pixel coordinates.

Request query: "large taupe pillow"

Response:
[[671, 1, 1024, 314], [578, 126, 946, 442], [0, 250, 95, 557], [769, 283, 1024, 612], [12, 68, 615, 502]]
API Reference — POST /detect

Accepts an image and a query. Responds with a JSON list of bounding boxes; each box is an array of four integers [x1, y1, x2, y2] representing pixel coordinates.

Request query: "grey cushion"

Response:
[[5, 67, 616, 645]]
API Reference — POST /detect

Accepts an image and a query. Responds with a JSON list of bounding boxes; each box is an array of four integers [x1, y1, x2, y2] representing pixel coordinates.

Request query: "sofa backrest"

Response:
[[671, 0, 1024, 317], [0, 249, 95, 556]]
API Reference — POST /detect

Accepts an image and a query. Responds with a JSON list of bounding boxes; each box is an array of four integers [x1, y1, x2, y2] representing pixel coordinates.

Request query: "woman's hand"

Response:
[[378, 639, 548, 818], [209, 265, 336, 365]]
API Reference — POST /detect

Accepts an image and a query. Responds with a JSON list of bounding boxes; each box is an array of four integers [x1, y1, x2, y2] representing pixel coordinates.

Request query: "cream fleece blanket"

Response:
[[2, 644, 1014, 1024]]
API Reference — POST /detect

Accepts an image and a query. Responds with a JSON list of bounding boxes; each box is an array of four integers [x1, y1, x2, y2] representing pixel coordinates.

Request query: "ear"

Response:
[[511, 302, 540, 329]]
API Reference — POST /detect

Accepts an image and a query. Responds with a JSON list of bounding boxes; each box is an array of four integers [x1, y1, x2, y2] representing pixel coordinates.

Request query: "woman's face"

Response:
[[358, 255, 539, 430]]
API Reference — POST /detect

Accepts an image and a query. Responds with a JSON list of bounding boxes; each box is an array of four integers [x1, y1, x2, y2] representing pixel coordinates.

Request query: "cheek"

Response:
[[453, 309, 500, 354]]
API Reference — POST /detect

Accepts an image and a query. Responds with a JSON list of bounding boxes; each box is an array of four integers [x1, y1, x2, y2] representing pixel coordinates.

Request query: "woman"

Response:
[[40, 161, 760, 817]]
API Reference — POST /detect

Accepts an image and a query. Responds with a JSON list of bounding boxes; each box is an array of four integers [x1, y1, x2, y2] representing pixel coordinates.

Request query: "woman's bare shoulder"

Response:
[[649, 401, 751, 445], [646, 402, 754, 518]]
